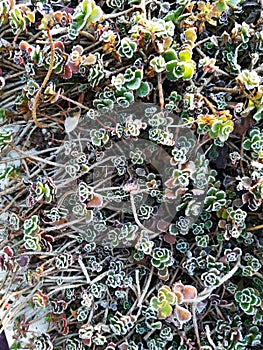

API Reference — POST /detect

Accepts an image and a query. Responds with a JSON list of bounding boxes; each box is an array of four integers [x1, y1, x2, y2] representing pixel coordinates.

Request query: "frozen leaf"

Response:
[[182, 285, 197, 300], [164, 49, 177, 62], [86, 193, 103, 208], [185, 28, 197, 43], [0, 77, 5, 90], [86, 210, 93, 223], [179, 49, 192, 62], [181, 62, 195, 80], [136, 81, 151, 97], [159, 302, 173, 318], [175, 304, 192, 323], [64, 108, 81, 133], [126, 77, 141, 90]]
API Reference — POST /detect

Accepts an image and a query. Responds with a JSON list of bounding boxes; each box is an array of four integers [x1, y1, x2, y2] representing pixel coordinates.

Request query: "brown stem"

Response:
[[246, 224, 263, 232], [213, 87, 240, 93], [157, 72, 164, 110], [192, 304, 201, 349], [198, 93, 218, 115], [58, 94, 90, 111], [31, 28, 55, 128]]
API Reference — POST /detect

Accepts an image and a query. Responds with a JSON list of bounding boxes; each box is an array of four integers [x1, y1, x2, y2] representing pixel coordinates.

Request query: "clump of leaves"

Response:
[[197, 110, 234, 144], [234, 287, 262, 315], [1, 0, 263, 349], [151, 281, 197, 326], [68, 0, 103, 40]]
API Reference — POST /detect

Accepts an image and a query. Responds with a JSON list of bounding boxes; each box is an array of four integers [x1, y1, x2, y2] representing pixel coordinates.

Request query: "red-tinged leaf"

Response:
[[242, 192, 249, 204], [173, 291, 184, 304], [73, 45, 84, 55], [87, 193, 103, 208], [51, 218, 68, 231], [172, 281, 184, 294], [9, 0, 16, 10], [3, 246, 13, 257], [19, 40, 30, 51], [164, 232, 177, 244], [175, 304, 192, 323], [118, 343, 127, 350], [233, 113, 254, 138], [165, 177, 175, 189], [182, 285, 197, 300], [33, 290, 49, 308], [62, 325, 69, 335], [16, 255, 29, 268], [45, 234, 55, 243], [54, 41, 65, 52], [68, 60, 80, 74], [62, 64, 73, 79]]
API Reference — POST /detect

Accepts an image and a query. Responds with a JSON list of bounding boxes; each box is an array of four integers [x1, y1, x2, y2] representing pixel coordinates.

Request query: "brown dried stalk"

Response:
[[158, 72, 164, 110], [31, 28, 55, 128]]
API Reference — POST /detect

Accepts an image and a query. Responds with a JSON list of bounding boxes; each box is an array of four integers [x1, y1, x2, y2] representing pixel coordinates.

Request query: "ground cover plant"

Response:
[[0, 0, 263, 349]]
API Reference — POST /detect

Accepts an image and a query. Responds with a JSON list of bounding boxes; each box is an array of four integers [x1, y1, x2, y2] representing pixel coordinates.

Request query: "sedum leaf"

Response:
[[136, 81, 151, 97]]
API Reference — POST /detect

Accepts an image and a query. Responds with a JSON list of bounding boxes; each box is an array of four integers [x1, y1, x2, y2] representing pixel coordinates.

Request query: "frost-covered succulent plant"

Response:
[[0, 0, 263, 349]]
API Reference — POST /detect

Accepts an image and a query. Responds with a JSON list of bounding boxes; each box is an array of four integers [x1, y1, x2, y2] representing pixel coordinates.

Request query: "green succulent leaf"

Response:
[[137, 81, 151, 97], [126, 77, 141, 90], [253, 105, 263, 122], [216, 0, 227, 12], [178, 49, 192, 62], [159, 302, 173, 318], [164, 49, 178, 62], [164, 6, 184, 22], [181, 62, 195, 80]]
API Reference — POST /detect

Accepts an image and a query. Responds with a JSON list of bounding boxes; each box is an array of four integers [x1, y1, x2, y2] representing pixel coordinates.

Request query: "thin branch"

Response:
[[31, 28, 55, 128], [137, 266, 154, 307], [58, 94, 90, 111], [43, 217, 86, 232], [205, 324, 217, 349], [129, 193, 155, 235], [12, 146, 65, 168], [192, 303, 201, 349], [78, 255, 91, 284], [157, 72, 164, 110], [246, 224, 263, 232], [47, 284, 85, 296], [198, 93, 218, 115]]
